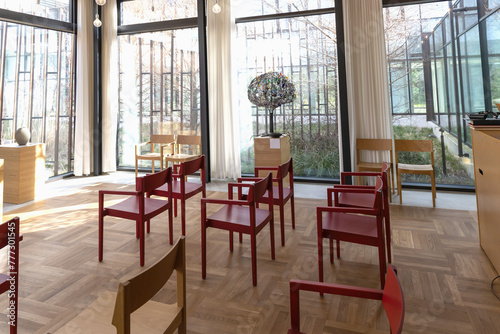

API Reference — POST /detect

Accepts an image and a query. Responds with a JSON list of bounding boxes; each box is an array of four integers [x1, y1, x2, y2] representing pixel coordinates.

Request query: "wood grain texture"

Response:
[[0, 182, 497, 334]]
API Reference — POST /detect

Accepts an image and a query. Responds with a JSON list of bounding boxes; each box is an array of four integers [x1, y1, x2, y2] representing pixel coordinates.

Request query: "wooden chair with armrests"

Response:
[[112, 236, 186, 334], [237, 157, 295, 246], [135, 134, 175, 177], [201, 173, 275, 286], [318, 176, 387, 288], [164, 134, 201, 166], [332, 162, 392, 263], [150, 155, 206, 237], [394, 139, 436, 207], [356, 138, 395, 199], [99, 167, 173, 266], [0, 217, 22, 334], [288, 265, 404, 334]]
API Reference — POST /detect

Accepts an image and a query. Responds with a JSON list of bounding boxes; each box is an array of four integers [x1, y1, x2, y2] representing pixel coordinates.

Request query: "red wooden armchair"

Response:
[[237, 157, 295, 246], [201, 173, 275, 286], [150, 155, 206, 236], [334, 161, 392, 263], [99, 167, 173, 267], [288, 265, 404, 334], [317, 176, 387, 288], [0, 217, 22, 334]]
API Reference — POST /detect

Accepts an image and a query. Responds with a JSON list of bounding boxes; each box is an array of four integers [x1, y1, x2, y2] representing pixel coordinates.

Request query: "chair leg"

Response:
[[136, 221, 139, 239], [202, 225, 207, 280], [388, 168, 393, 203], [270, 218, 275, 261], [168, 203, 173, 245], [431, 170, 436, 207], [317, 232, 323, 283], [229, 231, 233, 252], [181, 199, 186, 236], [99, 213, 104, 262], [147, 220, 151, 233], [398, 170, 403, 205], [251, 234, 258, 286], [291, 196, 296, 229], [336, 240, 341, 259], [174, 198, 178, 217], [139, 220, 145, 266], [135, 159, 138, 178], [378, 240, 387, 289], [279, 203, 285, 247], [329, 237, 334, 264], [239, 232, 243, 243], [385, 215, 392, 264]]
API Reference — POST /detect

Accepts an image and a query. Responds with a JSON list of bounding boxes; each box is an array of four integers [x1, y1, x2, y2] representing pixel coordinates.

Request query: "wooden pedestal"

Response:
[[254, 135, 291, 184], [0, 144, 45, 204], [470, 125, 500, 272]]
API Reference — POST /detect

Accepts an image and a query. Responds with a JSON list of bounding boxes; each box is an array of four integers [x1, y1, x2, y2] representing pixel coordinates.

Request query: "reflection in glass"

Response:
[[0, 0, 71, 23], [233, 0, 334, 18], [121, 0, 197, 25]]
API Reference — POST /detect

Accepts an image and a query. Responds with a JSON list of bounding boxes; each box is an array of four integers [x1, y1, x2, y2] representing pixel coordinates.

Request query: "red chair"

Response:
[[201, 173, 275, 286], [0, 217, 22, 334], [238, 157, 295, 246], [150, 155, 206, 236], [317, 176, 387, 288], [334, 161, 392, 263], [99, 167, 173, 267], [288, 265, 404, 334]]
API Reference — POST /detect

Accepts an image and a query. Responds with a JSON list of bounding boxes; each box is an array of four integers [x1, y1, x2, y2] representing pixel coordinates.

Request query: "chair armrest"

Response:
[[201, 198, 248, 206], [99, 190, 139, 196], [317, 205, 378, 215], [135, 141, 151, 155]]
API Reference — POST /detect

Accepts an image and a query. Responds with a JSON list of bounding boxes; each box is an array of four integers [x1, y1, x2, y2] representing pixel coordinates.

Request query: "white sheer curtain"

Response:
[[74, 0, 94, 176], [207, 0, 241, 180], [341, 0, 392, 170], [102, 0, 119, 173]]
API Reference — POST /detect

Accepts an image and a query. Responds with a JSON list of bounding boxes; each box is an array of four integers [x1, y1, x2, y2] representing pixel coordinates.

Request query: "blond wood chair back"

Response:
[[394, 139, 434, 166], [151, 134, 175, 145], [112, 236, 186, 334], [175, 135, 201, 155], [356, 138, 393, 164]]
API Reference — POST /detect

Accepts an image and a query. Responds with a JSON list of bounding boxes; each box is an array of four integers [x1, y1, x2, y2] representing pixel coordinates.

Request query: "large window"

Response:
[[0, 3, 75, 177], [235, 3, 339, 179], [117, 3, 200, 170]]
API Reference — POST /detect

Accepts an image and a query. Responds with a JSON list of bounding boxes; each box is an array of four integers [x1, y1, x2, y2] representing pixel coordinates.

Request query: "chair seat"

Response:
[[322, 212, 379, 240], [338, 192, 375, 208], [106, 196, 169, 218], [137, 152, 162, 160], [154, 180, 203, 198], [398, 163, 433, 172], [164, 154, 200, 163], [207, 205, 271, 231], [54, 291, 183, 334], [358, 161, 385, 170]]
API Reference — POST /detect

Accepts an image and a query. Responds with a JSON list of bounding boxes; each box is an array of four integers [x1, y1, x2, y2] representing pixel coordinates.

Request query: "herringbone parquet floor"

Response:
[[0, 182, 499, 333]]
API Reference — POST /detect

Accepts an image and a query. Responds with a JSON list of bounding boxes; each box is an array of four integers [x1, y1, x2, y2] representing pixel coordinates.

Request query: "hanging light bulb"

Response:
[[95, 0, 106, 5], [93, 13, 102, 27], [212, 0, 221, 14]]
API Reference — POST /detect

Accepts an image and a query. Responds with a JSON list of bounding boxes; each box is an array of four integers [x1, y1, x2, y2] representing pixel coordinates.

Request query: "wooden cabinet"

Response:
[[0, 144, 45, 204], [254, 135, 291, 183], [470, 126, 500, 272]]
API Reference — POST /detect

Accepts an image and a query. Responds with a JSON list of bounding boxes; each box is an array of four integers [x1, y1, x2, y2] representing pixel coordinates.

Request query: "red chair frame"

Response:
[[0, 217, 22, 334], [237, 157, 295, 246], [99, 167, 173, 266], [317, 176, 387, 288], [150, 155, 206, 237], [201, 173, 275, 286], [334, 161, 392, 263], [288, 265, 404, 334]]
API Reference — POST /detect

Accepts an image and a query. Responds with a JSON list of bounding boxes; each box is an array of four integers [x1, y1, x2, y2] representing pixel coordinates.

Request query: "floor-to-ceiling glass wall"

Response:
[[0, 1, 76, 177], [117, 1, 201, 170], [234, 1, 339, 179]]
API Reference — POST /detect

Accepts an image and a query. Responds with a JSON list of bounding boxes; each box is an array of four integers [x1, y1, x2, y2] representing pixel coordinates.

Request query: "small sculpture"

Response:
[[15, 127, 30, 146]]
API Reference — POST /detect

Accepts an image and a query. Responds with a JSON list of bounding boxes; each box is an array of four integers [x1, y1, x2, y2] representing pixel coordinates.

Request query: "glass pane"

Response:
[[488, 10, 500, 111], [459, 25, 484, 116], [118, 29, 200, 168], [233, 0, 334, 17], [0, 0, 72, 23], [482, 0, 500, 16], [454, 0, 478, 35], [235, 13, 339, 179], [121, 0, 197, 24]]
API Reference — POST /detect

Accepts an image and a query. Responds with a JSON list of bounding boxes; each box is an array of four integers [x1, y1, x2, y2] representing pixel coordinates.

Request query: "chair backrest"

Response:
[[112, 236, 186, 334], [151, 134, 175, 144], [382, 265, 405, 334], [180, 155, 205, 178], [176, 135, 201, 155], [137, 167, 172, 193], [277, 157, 293, 182], [372, 176, 384, 210], [356, 138, 393, 163], [252, 172, 273, 203], [394, 139, 434, 165]]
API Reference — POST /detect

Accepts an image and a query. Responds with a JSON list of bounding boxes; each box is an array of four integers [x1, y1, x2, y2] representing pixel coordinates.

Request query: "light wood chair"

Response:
[[135, 134, 175, 177], [164, 134, 201, 166], [394, 139, 436, 207], [112, 236, 186, 334], [356, 138, 395, 198]]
